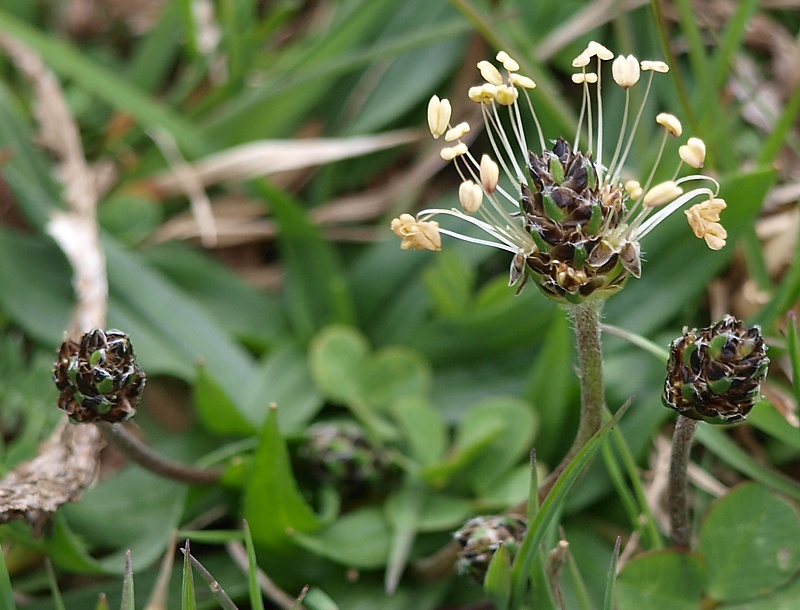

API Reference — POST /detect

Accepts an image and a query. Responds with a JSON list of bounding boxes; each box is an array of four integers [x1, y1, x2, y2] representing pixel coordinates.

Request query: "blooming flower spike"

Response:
[[393, 46, 725, 303]]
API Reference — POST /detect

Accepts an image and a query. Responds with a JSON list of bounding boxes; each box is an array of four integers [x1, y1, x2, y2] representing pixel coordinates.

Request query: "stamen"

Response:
[[679, 137, 706, 168], [427, 96, 451, 139]]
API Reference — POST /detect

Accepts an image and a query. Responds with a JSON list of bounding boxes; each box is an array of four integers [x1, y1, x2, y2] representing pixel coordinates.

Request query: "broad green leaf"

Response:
[[413, 493, 473, 532], [384, 479, 426, 594], [0, 229, 72, 345], [360, 346, 431, 410], [390, 396, 447, 467], [244, 407, 321, 549], [422, 419, 505, 487], [615, 551, 705, 610], [292, 506, 390, 569], [60, 467, 187, 574], [421, 250, 476, 318], [252, 181, 354, 341], [455, 397, 538, 495], [699, 483, 800, 602], [194, 365, 256, 436], [310, 326, 369, 404], [723, 575, 800, 610], [243, 344, 324, 433]]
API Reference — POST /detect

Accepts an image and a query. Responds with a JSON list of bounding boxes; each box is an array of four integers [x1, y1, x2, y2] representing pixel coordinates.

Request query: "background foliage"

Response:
[[1, 0, 800, 608]]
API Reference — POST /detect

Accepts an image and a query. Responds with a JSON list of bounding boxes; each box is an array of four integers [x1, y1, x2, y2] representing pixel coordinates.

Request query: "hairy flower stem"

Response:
[[668, 415, 699, 549], [97, 422, 222, 485], [570, 299, 607, 450]]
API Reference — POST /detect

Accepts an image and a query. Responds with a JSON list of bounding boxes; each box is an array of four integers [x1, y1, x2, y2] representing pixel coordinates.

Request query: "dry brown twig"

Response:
[[0, 35, 105, 531]]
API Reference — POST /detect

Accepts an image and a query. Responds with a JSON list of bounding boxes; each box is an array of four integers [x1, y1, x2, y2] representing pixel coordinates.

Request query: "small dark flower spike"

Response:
[[663, 316, 769, 424], [54, 329, 146, 424]]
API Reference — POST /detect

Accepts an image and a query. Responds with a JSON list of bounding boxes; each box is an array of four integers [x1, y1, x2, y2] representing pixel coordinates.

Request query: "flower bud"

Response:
[[663, 316, 769, 424], [53, 329, 146, 424]]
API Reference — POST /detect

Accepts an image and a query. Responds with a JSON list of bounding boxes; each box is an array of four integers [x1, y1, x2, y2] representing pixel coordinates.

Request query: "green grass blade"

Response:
[[0, 10, 208, 156], [0, 542, 16, 610], [603, 537, 622, 610], [45, 559, 66, 610], [510, 399, 632, 603], [181, 540, 196, 610], [120, 550, 134, 610], [787, 313, 800, 414], [757, 82, 800, 166], [243, 521, 266, 610], [710, 0, 760, 90], [181, 549, 239, 610], [695, 426, 800, 501]]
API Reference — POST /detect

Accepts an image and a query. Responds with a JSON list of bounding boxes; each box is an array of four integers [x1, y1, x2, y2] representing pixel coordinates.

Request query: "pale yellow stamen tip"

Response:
[[643, 180, 683, 207], [588, 41, 614, 61], [468, 84, 497, 104], [679, 137, 706, 168], [440, 143, 468, 161], [572, 72, 598, 84], [477, 60, 503, 86], [641, 60, 669, 73], [686, 198, 727, 250], [612, 54, 640, 89], [391, 214, 442, 251], [509, 73, 536, 89], [480, 155, 500, 194], [427, 96, 451, 139], [496, 51, 520, 72], [444, 122, 470, 142], [656, 112, 683, 138], [459, 180, 484, 214], [494, 84, 518, 106], [624, 180, 643, 200], [572, 52, 590, 68]]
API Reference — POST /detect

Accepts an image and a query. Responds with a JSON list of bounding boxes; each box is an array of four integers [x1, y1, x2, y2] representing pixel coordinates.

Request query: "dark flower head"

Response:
[[53, 329, 145, 424], [663, 316, 769, 424]]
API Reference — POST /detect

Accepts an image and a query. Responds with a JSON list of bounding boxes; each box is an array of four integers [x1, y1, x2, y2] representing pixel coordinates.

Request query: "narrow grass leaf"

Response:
[[695, 426, 800, 501], [0, 542, 15, 610], [787, 313, 800, 415], [120, 550, 134, 610], [0, 10, 207, 155], [483, 544, 512, 610], [603, 537, 621, 610], [44, 560, 66, 610], [242, 521, 265, 610], [384, 479, 426, 594], [181, 550, 239, 610], [510, 399, 632, 603], [181, 540, 196, 610]]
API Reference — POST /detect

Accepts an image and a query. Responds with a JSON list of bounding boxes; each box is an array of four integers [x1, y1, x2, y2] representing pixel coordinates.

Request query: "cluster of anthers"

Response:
[[391, 42, 726, 303]]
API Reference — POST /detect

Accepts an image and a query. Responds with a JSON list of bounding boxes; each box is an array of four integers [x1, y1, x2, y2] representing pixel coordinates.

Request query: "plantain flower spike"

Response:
[[53, 329, 146, 424], [663, 316, 769, 424], [392, 44, 726, 304]]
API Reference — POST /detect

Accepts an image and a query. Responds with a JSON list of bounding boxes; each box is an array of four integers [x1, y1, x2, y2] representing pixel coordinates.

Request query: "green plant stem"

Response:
[[96, 422, 222, 485], [668, 415, 699, 549]]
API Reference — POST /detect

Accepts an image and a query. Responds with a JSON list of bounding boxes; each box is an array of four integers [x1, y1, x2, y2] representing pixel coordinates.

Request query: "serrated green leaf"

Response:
[[699, 483, 800, 602], [244, 407, 320, 549]]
